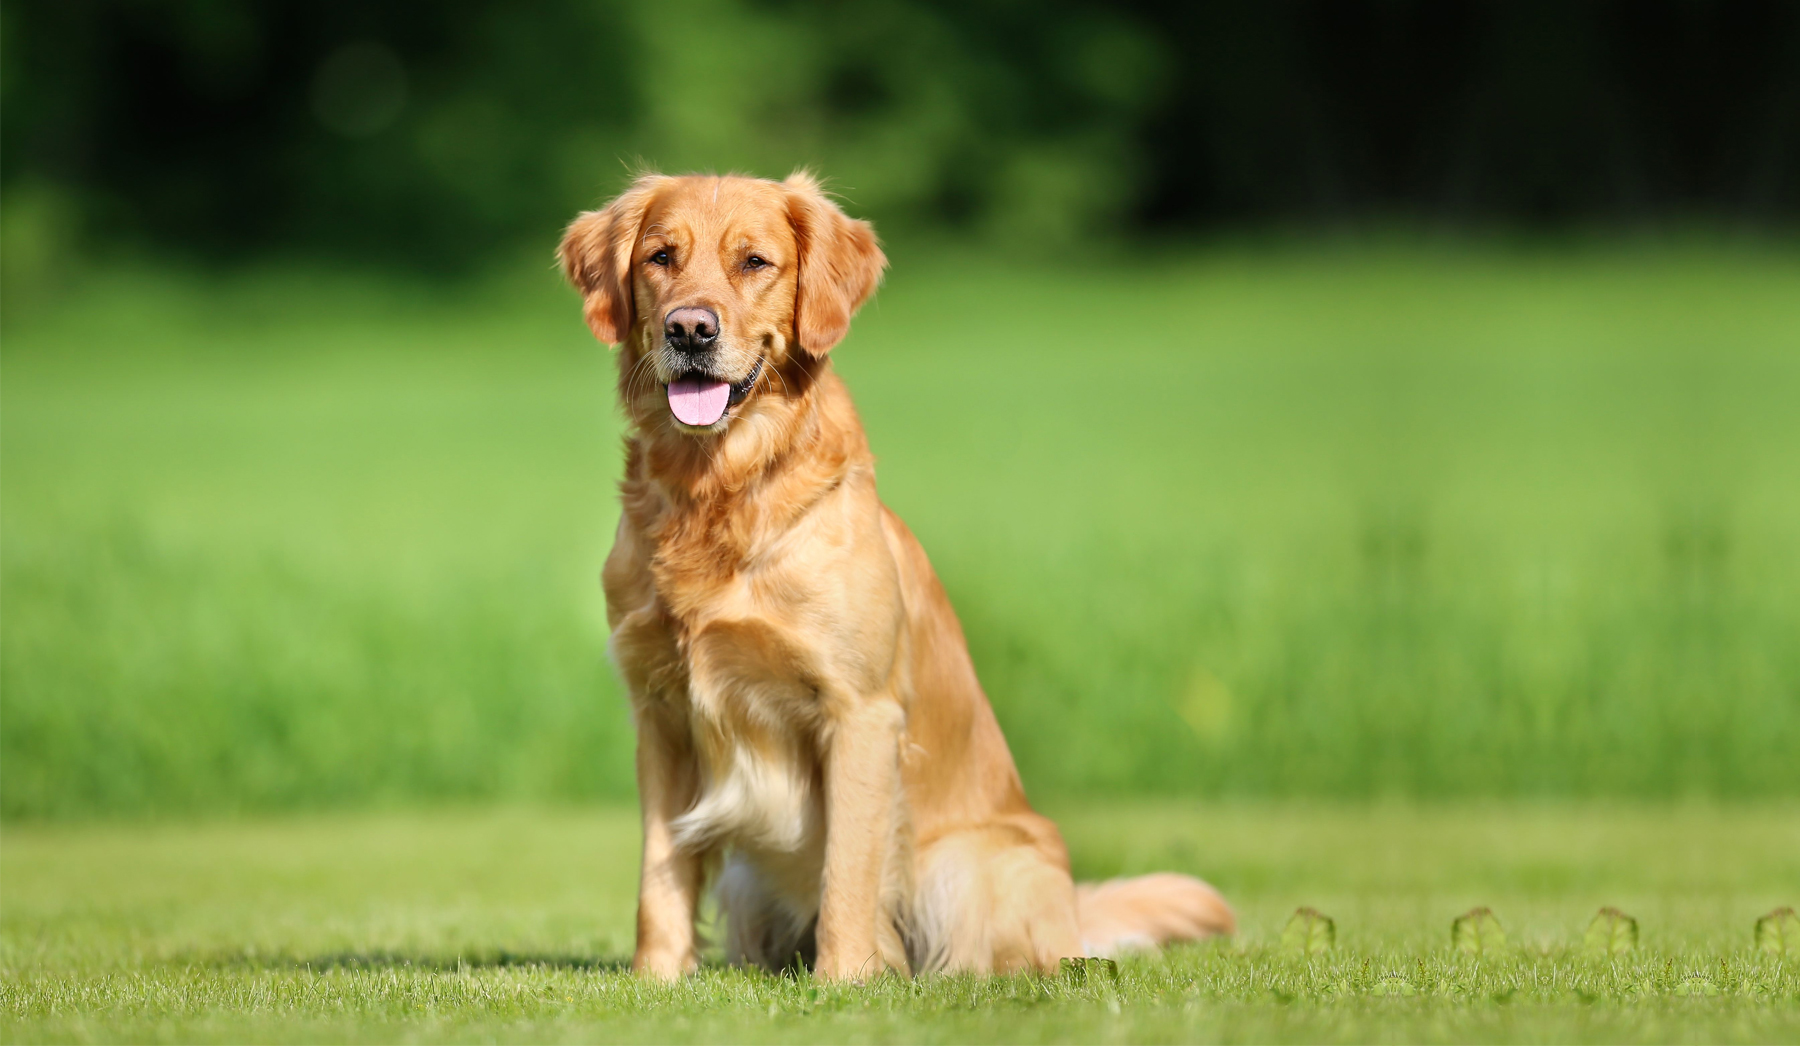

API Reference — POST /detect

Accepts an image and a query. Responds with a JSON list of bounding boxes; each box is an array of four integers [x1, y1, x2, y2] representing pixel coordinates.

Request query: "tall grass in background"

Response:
[[3, 241, 1797, 818]]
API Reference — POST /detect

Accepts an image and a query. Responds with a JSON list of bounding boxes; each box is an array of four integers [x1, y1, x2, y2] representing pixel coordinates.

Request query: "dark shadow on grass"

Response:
[[212, 950, 634, 973]]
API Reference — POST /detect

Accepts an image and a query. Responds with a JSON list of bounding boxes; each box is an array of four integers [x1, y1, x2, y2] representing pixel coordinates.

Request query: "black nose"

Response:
[[664, 307, 719, 348]]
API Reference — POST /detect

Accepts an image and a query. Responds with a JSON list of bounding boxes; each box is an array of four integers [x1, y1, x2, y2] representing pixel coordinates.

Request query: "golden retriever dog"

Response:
[[559, 171, 1234, 981]]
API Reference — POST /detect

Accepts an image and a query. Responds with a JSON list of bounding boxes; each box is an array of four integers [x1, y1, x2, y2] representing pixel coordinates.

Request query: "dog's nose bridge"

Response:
[[664, 306, 720, 346]]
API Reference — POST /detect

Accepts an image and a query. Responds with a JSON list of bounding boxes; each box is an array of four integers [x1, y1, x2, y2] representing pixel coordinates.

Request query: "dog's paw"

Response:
[[632, 949, 698, 981], [813, 950, 882, 983]]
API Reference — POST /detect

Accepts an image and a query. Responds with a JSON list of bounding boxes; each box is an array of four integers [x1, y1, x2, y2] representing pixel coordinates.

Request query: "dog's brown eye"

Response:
[[745, 255, 767, 271], [649, 250, 670, 267]]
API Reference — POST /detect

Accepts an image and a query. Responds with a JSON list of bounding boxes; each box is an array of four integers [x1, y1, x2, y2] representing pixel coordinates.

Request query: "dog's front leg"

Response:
[[814, 698, 904, 981], [632, 709, 704, 979]]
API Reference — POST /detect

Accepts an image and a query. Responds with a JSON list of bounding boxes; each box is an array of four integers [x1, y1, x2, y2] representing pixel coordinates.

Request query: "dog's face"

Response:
[[560, 173, 885, 434]]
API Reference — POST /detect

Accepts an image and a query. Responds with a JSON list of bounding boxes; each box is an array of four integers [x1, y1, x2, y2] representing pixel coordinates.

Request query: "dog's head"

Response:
[[560, 172, 885, 434]]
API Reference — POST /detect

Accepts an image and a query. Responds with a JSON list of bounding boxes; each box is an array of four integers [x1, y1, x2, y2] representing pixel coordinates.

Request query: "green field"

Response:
[[4, 245, 1800, 1040], [3, 802, 1797, 1043], [4, 242, 1798, 816]]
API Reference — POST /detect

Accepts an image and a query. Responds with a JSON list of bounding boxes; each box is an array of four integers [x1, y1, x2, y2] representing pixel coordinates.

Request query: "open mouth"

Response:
[[666, 357, 763, 428]]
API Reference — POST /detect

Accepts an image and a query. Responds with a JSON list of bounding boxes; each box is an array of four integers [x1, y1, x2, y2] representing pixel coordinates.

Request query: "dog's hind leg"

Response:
[[908, 825, 1082, 974]]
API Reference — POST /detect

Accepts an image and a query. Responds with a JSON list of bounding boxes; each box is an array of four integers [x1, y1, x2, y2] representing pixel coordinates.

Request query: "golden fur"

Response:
[[559, 172, 1234, 980]]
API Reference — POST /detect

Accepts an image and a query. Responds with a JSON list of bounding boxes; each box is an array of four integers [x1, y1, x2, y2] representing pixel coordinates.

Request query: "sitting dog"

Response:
[[559, 172, 1234, 980]]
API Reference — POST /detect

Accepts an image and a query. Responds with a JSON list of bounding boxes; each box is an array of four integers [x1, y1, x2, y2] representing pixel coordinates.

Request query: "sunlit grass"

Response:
[[2, 803, 1796, 1043]]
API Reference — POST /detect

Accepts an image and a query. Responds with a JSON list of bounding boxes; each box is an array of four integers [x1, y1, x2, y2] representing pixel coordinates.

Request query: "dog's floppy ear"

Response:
[[783, 172, 887, 355], [559, 175, 665, 344]]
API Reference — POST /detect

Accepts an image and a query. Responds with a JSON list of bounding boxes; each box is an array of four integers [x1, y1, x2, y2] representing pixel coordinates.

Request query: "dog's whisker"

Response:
[[626, 352, 662, 403], [621, 354, 650, 405]]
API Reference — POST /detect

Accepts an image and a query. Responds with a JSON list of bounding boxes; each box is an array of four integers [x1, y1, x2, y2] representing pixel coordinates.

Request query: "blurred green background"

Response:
[[4, 1, 1798, 819]]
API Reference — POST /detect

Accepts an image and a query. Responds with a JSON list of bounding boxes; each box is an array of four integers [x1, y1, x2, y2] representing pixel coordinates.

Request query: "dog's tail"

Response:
[[1075, 873, 1235, 957]]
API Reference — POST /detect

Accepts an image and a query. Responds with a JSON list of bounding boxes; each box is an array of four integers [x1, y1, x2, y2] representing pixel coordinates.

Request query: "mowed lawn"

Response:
[[3, 803, 1797, 1044]]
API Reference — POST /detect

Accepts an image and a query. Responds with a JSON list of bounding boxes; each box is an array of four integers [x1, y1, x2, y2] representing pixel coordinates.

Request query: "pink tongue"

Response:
[[668, 377, 731, 426]]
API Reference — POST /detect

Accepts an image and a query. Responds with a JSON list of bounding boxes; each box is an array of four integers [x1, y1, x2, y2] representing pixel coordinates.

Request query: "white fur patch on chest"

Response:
[[665, 611, 826, 859], [672, 741, 819, 856]]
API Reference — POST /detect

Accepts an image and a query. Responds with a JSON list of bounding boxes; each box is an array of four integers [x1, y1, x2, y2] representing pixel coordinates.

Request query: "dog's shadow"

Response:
[[224, 950, 634, 973]]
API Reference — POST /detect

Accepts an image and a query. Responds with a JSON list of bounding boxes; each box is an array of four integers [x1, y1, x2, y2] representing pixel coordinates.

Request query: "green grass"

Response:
[[3, 802, 1797, 1043], [4, 241, 1800, 817]]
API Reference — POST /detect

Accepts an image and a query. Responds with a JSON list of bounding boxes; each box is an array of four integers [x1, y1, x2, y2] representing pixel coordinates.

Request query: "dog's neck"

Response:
[[618, 353, 872, 574]]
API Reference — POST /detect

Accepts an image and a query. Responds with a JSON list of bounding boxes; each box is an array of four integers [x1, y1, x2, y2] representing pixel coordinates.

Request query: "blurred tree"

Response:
[[3, 0, 1796, 268]]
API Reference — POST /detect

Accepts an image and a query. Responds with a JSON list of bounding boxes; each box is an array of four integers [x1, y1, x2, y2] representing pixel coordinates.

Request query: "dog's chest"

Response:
[[613, 577, 828, 861]]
